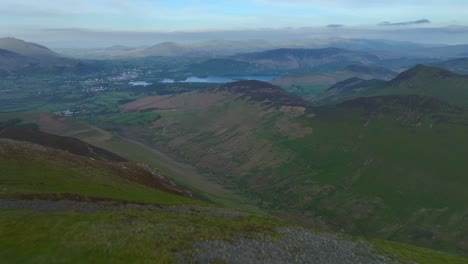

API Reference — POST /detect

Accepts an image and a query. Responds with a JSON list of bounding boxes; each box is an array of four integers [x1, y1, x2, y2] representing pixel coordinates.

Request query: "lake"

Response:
[[161, 75, 279, 84]]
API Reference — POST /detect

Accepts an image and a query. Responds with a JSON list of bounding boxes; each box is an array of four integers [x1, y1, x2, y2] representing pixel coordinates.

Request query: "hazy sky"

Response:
[[2, 0, 468, 47]]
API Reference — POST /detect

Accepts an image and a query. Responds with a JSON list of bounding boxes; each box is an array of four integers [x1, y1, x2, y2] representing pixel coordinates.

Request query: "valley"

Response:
[[1, 35, 468, 263]]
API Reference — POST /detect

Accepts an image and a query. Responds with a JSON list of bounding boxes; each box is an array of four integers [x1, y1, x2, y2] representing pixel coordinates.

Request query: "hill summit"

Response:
[[0, 37, 60, 58]]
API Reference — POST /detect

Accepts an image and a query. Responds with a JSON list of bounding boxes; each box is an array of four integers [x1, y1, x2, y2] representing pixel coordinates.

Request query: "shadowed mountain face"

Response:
[[0, 48, 32, 73], [0, 48, 26, 61], [315, 65, 468, 107], [0, 127, 127, 163]]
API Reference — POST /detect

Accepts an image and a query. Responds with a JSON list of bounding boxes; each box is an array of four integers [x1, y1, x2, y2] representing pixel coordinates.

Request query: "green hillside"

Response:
[[0, 139, 196, 205], [0, 137, 284, 263], [1, 119, 467, 263], [0, 112, 262, 212], [114, 81, 468, 255], [315, 65, 468, 107]]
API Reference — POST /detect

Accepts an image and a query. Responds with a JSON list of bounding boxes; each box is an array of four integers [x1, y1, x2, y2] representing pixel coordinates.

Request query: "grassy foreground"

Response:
[[1, 209, 466, 264]]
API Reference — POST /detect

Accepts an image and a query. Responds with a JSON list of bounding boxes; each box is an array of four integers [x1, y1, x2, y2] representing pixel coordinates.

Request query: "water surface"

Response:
[[161, 75, 278, 84]]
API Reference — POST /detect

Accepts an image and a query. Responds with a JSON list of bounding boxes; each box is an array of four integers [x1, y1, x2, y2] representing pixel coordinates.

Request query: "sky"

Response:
[[2, 0, 468, 47]]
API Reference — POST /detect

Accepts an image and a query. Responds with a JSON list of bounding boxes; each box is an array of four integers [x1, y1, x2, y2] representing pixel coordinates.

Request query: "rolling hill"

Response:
[[138, 42, 193, 57], [272, 64, 397, 99], [0, 130, 196, 204], [116, 80, 468, 255], [315, 65, 468, 107], [3, 117, 466, 263]]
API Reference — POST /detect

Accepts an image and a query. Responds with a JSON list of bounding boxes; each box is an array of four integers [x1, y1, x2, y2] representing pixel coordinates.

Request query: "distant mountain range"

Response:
[[272, 64, 398, 99], [233, 48, 380, 72], [431, 57, 468, 74], [0, 37, 94, 75], [52, 38, 466, 60], [184, 48, 385, 76]]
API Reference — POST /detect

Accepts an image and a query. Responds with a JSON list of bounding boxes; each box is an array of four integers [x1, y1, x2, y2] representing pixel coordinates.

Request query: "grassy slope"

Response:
[[0, 139, 198, 206], [0, 209, 284, 263], [1, 209, 466, 264], [112, 93, 468, 254], [0, 114, 466, 263], [0, 139, 283, 262], [268, 98, 468, 253], [0, 131, 282, 262], [0, 112, 260, 212]]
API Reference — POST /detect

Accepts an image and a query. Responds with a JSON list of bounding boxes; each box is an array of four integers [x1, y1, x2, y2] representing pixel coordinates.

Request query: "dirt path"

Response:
[[0, 199, 248, 217]]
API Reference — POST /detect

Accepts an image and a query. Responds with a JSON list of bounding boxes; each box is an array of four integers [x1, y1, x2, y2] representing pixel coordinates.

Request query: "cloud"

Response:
[[378, 19, 431, 26], [327, 24, 344, 28], [25, 25, 468, 48], [258, 0, 431, 7]]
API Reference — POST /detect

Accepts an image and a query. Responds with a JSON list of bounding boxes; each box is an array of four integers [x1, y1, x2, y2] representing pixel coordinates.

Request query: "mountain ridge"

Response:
[[315, 64, 468, 107], [0, 37, 61, 58]]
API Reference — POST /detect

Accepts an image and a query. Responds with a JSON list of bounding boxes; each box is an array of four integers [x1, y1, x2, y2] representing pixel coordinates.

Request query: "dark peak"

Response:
[[391, 64, 460, 84], [215, 80, 311, 108]]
